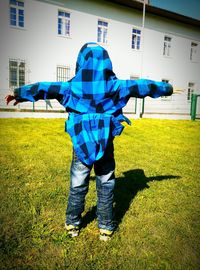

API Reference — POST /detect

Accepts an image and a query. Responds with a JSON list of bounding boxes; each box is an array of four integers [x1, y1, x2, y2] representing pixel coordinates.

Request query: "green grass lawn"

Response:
[[0, 118, 200, 270]]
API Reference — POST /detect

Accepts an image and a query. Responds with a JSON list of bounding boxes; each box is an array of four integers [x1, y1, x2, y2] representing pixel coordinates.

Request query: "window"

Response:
[[9, 59, 25, 90], [132, 28, 141, 50], [187, 82, 195, 101], [161, 79, 172, 100], [190, 42, 198, 61], [58, 11, 70, 37], [57, 66, 70, 81], [97, 20, 108, 44], [10, 0, 24, 28], [163, 36, 172, 56]]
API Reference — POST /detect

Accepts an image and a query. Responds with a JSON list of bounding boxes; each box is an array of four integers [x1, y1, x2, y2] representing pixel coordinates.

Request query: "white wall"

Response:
[[0, 0, 200, 114]]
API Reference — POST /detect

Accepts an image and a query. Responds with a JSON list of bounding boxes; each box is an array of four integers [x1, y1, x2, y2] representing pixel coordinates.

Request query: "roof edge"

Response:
[[106, 0, 200, 27]]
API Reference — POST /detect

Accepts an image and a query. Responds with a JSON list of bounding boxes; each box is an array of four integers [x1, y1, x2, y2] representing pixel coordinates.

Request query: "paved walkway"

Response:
[[0, 111, 191, 120], [0, 111, 69, 118]]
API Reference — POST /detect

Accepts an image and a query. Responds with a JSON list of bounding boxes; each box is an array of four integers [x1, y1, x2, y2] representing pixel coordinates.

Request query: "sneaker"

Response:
[[99, 229, 113, 241], [65, 224, 80, 238]]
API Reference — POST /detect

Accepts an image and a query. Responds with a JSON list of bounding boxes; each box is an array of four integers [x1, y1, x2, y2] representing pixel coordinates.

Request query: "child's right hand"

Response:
[[173, 89, 184, 94], [5, 95, 19, 105]]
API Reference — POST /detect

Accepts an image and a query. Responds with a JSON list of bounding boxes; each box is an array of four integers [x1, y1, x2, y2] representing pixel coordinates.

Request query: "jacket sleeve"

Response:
[[14, 81, 70, 104], [121, 79, 173, 98]]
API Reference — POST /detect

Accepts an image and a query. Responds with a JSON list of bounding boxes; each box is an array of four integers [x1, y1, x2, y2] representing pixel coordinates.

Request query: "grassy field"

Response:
[[0, 118, 200, 270]]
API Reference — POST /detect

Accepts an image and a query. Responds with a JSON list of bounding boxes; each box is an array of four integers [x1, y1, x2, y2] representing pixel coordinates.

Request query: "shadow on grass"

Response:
[[114, 169, 181, 227], [81, 169, 180, 229]]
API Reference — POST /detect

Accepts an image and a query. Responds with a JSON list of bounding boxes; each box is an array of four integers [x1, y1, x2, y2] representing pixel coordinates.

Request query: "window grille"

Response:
[[57, 66, 70, 81], [9, 59, 25, 90]]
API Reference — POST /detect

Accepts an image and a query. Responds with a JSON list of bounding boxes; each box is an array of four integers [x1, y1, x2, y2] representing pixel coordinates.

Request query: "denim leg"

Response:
[[66, 151, 92, 227], [94, 141, 116, 231]]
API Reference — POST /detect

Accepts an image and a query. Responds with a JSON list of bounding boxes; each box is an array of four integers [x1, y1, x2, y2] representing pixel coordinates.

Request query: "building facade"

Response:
[[0, 0, 200, 117]]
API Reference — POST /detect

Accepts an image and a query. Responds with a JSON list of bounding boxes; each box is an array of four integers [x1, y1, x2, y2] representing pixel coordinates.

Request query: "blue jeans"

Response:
[[66, 141, 115, 231]]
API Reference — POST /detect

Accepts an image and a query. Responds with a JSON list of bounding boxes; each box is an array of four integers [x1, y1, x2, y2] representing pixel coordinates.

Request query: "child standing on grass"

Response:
[[6, 42, 173, 241]]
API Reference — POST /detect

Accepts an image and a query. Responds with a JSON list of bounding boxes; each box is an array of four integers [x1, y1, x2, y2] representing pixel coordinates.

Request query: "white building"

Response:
[[0, 0, 200, 118]]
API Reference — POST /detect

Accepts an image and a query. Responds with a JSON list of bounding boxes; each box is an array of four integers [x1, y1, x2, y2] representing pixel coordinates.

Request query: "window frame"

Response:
[[57, 10, 71, 37], [97, 19, 108, 44], [161, 79, 172, 101], [187, 82, 195, 102], [9, 0, 24, 28], [190, 42, 198, 62], [131, 28, 141, 51], [163, 35, 172, 57]]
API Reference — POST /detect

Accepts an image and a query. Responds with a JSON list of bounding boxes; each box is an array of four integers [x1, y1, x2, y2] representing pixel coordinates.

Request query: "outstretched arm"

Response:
[[121, 79, 173, 99], [5, 81, 70, 105]]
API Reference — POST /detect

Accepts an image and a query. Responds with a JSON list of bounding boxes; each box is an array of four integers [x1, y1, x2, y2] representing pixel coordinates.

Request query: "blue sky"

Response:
[[149, 0, 200, 20]]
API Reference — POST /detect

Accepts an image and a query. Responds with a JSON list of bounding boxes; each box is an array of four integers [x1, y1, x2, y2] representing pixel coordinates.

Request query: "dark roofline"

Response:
[[106, 0, 200, 27]]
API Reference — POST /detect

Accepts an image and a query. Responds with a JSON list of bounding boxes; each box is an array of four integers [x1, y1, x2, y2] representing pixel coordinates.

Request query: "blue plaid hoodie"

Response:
[[14, 42, 173, 165]]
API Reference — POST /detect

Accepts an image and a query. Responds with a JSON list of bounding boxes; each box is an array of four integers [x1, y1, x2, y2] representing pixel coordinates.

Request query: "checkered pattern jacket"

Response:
[[14, 42, 173, 165]]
